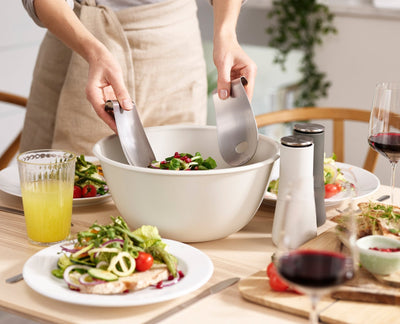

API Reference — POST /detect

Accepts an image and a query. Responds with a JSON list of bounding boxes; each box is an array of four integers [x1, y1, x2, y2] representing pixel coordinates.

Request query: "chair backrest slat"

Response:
[[333, 119, 344, 162], [255, 107, 379, 173], [0, 91, 27, 170]]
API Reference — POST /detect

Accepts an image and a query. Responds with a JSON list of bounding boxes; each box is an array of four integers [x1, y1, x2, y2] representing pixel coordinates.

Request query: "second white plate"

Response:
[[0, 164, 111, 207], [264, 162, 380, 207]]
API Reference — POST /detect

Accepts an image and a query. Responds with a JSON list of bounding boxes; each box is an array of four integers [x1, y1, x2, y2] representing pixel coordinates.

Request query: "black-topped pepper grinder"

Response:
[[293, 123, 326, 227]]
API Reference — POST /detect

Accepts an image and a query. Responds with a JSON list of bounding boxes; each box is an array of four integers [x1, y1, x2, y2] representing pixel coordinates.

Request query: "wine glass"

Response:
[[368, 82, 400, 206], [273, 181, 357, 324]]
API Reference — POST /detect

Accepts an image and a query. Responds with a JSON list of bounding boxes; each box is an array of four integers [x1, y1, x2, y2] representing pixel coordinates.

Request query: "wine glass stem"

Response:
[[309, 293, 320, 324], [390, 162, 398, 206]]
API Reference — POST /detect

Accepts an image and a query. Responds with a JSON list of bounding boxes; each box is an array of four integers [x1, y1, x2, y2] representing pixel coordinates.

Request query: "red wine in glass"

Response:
[[273, 181, 357, 324], [368, 133, 400, 163], [369, 82, 400, 206], [277, 250, 354, 292]]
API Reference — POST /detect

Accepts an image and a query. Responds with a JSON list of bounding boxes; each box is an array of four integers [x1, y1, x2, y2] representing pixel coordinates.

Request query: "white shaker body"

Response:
[[294, 123, 326, 227], [272, 136, 317, 248]]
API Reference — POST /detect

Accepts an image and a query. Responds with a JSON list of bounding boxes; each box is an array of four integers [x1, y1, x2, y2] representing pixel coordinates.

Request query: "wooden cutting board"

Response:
[[332, 268, 400, 304], [238, 229, 400, 324]]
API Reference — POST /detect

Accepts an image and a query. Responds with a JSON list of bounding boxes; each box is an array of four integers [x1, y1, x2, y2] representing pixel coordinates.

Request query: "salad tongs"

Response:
[[213, 76, 258, 167], [105, 100, 156, 167]]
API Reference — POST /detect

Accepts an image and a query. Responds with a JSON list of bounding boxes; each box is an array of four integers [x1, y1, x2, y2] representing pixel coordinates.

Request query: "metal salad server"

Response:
[[212, 76, 259, 167], [105, 100, 156, 167]]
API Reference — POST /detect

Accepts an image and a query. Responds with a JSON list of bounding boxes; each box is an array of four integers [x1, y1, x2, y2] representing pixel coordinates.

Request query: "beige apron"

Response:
[[20, 0, 207, 155]]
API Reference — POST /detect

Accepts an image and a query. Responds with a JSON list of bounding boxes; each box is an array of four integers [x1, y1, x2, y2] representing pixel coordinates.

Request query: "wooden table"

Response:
[[0, 186, 393, 324]]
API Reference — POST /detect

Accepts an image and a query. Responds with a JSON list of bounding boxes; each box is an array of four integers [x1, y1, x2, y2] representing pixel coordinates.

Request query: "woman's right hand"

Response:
[[33, 0, 133, 133], [85, 45, 133, 133]]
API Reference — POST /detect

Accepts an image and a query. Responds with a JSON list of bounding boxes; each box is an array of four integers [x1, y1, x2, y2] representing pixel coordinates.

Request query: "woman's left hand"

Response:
[[212, 0, 257, 101], [213, 34, 257, 101]]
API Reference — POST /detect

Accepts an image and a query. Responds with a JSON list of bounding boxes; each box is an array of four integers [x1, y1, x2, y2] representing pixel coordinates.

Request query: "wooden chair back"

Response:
[[0, 92, 27, 170], [255, 107, 379, 173]]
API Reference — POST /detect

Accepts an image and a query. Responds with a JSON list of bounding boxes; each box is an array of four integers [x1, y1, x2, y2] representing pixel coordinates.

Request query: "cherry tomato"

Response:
[[325, 183, 341, 199], [266, 262, 289, 292], [82, 184, 97, 198], [267, 261, 275, 278], [135, 252, 154, 272], [269, 274, 290, 292], [73, 185, 82, 198]]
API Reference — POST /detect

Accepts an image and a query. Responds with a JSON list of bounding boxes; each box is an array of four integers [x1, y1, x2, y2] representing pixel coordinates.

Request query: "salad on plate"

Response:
[[322, 154, 352, 198], [267, 153, 354, 199], [73, 155, 109, 198], [52, 216, 183, 295]]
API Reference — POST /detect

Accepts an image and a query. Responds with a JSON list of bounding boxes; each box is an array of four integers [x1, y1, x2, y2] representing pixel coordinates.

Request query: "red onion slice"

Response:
[[96, 261, 108, 269], [79, 273, 106, 286], [63, 265, 91, 289], [60, 243, 80, 253], [100, 239, 124, 248]]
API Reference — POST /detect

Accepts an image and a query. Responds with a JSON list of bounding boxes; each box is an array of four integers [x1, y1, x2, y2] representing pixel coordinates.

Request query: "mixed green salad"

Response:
[[73, 155, 109, 198], [322, 153, 349, 198], [52, 217, 181, 292], [149, 152, 217, 171], [267, 153, 351, 199]]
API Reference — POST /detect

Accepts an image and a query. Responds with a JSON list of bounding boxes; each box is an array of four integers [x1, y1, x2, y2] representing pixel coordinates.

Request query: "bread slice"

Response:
[[74, 263, 169, 295], [331, 202, 400, 240]]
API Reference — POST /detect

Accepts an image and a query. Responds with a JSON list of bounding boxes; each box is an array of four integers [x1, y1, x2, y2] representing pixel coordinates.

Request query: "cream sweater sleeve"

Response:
[[22, 0, 246, 27], [22, 0, 75, 27]]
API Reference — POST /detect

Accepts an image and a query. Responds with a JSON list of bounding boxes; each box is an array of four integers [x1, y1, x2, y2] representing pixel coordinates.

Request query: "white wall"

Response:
[[1, 3, 45, 94], [0, 2, 45, 159]]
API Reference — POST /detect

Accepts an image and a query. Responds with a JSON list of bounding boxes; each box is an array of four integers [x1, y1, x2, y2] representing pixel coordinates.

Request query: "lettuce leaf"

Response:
[[132, 225, 166, 249]]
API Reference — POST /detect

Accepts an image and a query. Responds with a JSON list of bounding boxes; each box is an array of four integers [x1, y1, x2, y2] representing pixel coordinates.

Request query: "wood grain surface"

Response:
[[238, 229, 400, 324]]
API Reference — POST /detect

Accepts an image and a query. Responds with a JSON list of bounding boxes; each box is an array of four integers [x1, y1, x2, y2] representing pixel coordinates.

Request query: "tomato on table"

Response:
[[266, 261, 276, 278], [82, 184, 97, 198], [135, 252, 154, 272], [266, 262, 289, 292], [266, 262, 303, 294], [325, 183, 341, 199]]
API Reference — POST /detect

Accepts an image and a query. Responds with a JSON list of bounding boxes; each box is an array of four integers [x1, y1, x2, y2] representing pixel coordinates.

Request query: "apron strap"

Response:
[[51, 2, 135, 154], [21, 0, 206, 155]]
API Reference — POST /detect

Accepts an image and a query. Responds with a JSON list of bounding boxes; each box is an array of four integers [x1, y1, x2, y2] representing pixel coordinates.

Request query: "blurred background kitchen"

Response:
[[3, 0, 400, 186], [2, 0, 400, 178], [1, 0, 400, 323]]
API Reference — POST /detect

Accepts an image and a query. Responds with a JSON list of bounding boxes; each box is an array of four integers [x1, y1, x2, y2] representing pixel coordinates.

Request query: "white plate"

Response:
[[0, 164, 111, 207], [264, 162, 380, 207], [23, 239, 213, 307], [73, 194, 112, 207]]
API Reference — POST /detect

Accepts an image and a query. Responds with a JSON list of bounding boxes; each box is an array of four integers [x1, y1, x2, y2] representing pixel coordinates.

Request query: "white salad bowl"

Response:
[[93, 125, 279, 242]]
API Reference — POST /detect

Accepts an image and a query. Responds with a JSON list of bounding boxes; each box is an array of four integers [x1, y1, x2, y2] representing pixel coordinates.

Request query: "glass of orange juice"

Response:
[[17, 149, 76, 246]]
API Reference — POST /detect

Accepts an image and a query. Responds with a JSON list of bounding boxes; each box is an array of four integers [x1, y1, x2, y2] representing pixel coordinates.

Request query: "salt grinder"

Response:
[[294, 123, 326, 227], [272, 135, 317, 248]]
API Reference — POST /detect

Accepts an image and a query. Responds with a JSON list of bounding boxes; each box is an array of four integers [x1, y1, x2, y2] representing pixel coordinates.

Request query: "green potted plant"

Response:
[[266, 0, 337, 107]]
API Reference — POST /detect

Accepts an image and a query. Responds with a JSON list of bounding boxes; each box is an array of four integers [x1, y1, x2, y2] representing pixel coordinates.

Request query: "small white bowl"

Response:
[[356, 235, 400, 275], [93, 125, 279, 242]]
